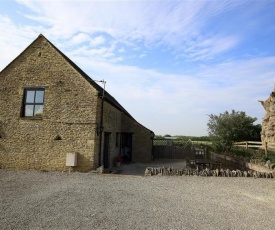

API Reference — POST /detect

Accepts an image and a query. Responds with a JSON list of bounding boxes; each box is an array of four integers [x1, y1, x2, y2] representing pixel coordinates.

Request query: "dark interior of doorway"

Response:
[[121, 133, 132, 162], [103, 132, 110, 168]]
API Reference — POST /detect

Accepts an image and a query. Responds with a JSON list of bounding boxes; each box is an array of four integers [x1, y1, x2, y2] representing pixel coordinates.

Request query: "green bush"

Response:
[[231, 147, 254, 158], [265, 151, 275, 164]]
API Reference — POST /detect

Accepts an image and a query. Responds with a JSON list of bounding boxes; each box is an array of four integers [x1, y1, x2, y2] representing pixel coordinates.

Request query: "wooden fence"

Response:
[[152, 139, 207, 160], [233, 141, 275, 156]]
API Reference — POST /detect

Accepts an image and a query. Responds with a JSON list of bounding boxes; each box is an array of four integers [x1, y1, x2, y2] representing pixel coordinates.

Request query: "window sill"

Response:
[[20, 116, 43, 120]]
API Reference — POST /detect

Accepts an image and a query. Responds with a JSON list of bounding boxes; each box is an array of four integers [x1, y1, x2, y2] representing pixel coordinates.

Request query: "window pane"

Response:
[[35, 91, 44, 103], [34, 105, 44, 116], [26, 91, 35, 103], [25, 105, 34, 116]]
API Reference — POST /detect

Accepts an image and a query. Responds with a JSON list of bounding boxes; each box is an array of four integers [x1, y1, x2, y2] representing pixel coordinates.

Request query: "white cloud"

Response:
[[69, 33, 105, 46], [15, 0, 249, 60], [69, 53, 275, 135], [90, 36, 105, 46], [180, 35, 240, 61], [0, 15, 43, 70], [139, 53, 146, 58], [70, 33, 90, 45], [118, 48, 125, 53], [1, 1, 275, 136], [68, 42, 123, 63]]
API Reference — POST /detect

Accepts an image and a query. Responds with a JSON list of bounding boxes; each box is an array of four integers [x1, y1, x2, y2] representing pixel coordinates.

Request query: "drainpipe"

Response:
[[95, 80, 106, 167], [151, 131, 155, 160]]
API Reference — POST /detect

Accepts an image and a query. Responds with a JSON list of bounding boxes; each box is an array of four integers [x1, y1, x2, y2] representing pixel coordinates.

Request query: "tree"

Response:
[[207, 110, 260, 151], [154, 135, 164, 139]]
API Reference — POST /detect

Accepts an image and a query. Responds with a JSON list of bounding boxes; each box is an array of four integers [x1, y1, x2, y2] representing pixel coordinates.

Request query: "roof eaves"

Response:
[[39, 34, 136, 120], [0, 34, 136, 122]]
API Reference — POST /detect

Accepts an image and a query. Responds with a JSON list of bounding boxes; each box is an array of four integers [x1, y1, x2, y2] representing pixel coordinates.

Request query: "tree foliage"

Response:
[[173, 135, 210, 141], [154, 135, 211, 141], [207, 110, 261, 151]]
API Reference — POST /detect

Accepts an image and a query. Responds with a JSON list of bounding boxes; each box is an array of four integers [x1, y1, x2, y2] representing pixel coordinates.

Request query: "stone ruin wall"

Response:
[[261, 87, 275, 145]]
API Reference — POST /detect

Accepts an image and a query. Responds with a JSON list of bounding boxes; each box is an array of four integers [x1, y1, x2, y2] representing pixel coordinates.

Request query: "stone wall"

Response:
[[211, 152, 249, 171], [0, 35, 100, 172], [0, 34, 154, 172], [101, 101, 122, 167], [121, 114, 153, 162], [261, 86, 275, 146], [211, 152, 274, 173], [98, 101, 153, 167]]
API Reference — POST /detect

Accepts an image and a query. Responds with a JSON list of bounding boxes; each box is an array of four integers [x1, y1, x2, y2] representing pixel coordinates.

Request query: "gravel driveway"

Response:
[[1, 169, 275, 230]]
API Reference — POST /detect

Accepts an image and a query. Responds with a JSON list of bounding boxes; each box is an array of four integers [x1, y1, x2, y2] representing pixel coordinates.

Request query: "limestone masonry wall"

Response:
[[261, 86, 275, 146], [101, 101, 122, 167], [0, 36, 99, 172], [121, 114, 153, 163], [0, 35, 154, 172]]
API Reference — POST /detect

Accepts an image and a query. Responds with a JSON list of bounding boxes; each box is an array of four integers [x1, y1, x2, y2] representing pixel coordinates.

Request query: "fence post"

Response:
[[245, 142, 248, 150], [265, 142, 268, 157]]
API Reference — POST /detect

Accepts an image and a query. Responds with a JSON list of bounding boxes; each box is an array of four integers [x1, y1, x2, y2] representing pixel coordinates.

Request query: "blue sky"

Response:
[[1, 0, 275, 136]]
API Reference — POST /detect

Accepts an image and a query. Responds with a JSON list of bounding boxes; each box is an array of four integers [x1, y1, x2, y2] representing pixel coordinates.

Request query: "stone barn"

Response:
[[0, 34, 154, 172], [260, 85, 275, 148]]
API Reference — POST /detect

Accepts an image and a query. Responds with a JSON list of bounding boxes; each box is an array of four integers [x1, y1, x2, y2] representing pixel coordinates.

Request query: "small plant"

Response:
[[265, 151, 275, 164], [115, 156, 123, 163]]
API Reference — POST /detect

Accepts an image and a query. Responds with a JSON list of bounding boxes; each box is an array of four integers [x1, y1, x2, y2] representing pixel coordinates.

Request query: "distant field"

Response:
[[191, 140, 212, 145], [171, 140, 213, 146]]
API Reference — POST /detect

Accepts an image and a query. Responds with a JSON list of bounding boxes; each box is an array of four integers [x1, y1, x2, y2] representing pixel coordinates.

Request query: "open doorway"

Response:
[[103, 132, 110, 168], [121, 133, 132, 162]]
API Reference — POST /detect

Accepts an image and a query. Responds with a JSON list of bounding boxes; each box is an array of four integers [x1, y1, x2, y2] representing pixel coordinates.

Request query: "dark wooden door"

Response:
[[103, 133, 110, 168]]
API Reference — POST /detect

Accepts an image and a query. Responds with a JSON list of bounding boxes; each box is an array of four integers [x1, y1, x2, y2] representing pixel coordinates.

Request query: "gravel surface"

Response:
[[1, 169, 275, 230]]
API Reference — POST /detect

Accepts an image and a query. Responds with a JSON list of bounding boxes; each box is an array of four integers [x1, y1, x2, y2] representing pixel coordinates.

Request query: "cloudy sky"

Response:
[[1, 0, 275, 136]]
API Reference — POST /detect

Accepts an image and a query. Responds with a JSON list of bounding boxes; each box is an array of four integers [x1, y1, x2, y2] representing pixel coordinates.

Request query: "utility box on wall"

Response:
[[66, 152, 78, 166]]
